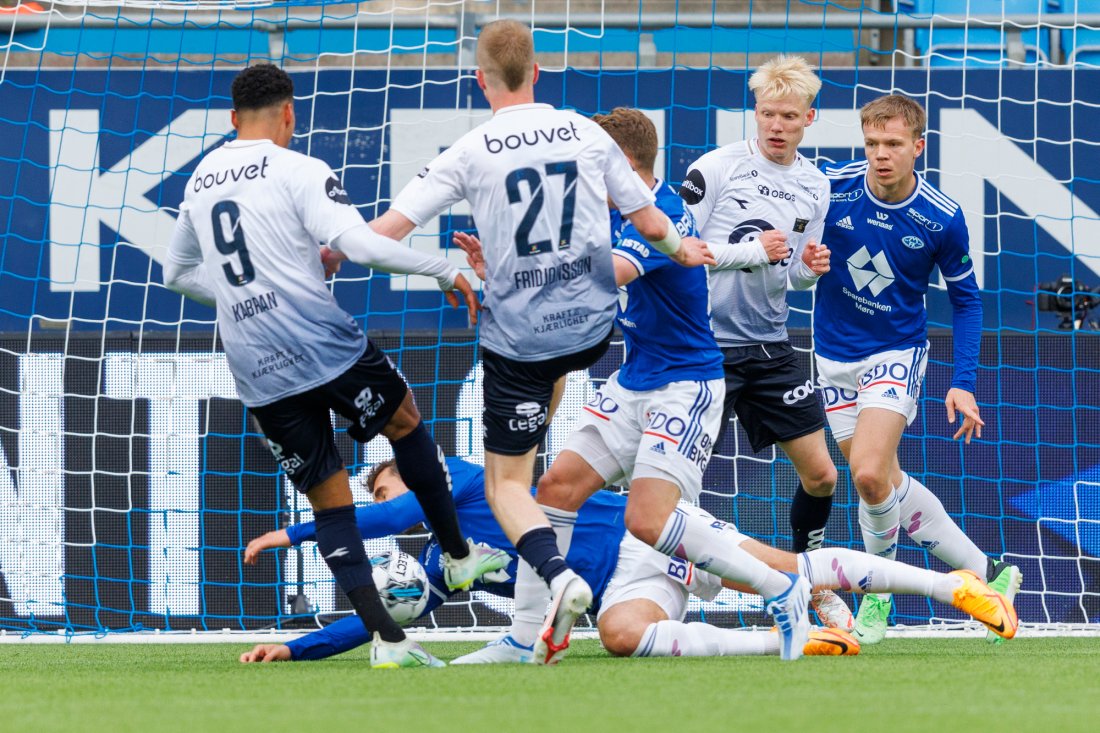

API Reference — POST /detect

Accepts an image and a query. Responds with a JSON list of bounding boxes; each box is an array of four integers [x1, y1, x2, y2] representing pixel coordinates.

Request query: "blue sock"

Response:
[[392, 422, 467, 558], [314, 505, 404, 642], [515, 526, 569, 586]]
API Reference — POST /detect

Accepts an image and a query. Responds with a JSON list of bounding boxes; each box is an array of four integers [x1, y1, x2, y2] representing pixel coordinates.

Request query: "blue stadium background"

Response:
[[0, 66, 1097, 631]]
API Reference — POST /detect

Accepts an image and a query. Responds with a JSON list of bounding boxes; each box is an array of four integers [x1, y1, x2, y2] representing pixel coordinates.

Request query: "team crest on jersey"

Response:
[[679, 169, 706, 205], [902, 236, 925, 250], [325, 177, 351, 205]]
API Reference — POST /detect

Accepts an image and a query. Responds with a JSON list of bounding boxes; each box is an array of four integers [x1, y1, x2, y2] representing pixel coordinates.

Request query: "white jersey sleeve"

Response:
[[164, 203, 216, 305], [787, 189, 830, 290], [390, 143, 468, 227], [286, 156, 369, 245], [678, 152, 723, 231]]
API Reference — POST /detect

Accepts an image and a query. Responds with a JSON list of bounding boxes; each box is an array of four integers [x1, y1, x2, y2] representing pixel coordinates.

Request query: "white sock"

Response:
[[798, 547, 959, 603], [858, 488, 900, 566], [510, 559, 549, 648], [633, 620, 779, 657], [654, 508, 790, 599], [897, 473, 988, 575], [541, 503, 578, 556]]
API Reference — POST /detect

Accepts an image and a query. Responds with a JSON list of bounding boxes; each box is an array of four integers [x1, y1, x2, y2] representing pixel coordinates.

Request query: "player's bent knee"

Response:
[[803, 464, 838, 496], [381, 394, 421, 440], [852, 466, 892, 500], [598, 621, 645, 657], [623, 506, 663, 547]]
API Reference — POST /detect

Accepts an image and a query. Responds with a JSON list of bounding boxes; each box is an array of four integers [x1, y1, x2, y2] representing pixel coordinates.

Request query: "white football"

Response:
[[370, 550, 430, 625]]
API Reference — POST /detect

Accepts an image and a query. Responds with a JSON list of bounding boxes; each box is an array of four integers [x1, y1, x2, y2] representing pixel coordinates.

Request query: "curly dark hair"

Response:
[[231, 63, 294, 112], [365, 459, 399, 498]]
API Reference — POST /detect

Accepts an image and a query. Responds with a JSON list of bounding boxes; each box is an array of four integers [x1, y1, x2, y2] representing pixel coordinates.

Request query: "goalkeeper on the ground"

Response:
[[239, 456, 1016, 664]]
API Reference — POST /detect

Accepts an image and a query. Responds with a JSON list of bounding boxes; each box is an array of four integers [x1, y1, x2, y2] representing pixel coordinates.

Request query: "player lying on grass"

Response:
[[239, 457, 1017, 664]]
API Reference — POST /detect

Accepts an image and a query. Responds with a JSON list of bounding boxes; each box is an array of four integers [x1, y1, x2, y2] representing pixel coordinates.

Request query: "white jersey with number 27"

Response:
[[166, 139, 369, 407], [392, 103, 655, 361]]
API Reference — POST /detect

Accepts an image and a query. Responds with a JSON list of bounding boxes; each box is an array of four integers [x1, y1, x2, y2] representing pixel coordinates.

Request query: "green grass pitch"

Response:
[[2, 638, 1098, 733]]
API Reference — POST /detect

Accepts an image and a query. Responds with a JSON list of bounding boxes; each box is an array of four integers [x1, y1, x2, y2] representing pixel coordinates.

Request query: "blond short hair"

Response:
[[748, 55, 821, 107], [476, 19, 535, 92], [861, 94, 926, 139], [592, 107, 658, 174]]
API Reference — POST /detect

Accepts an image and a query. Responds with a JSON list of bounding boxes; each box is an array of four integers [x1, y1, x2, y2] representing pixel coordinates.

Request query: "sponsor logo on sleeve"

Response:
[[416, 166, 430, 179], [793, 218, 809, 233], [325, 177, 351, 205], [679, 168, 707, 205]]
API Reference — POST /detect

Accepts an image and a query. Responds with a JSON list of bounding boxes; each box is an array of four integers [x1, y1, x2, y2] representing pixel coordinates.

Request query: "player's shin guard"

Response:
[[897, 472, 988, 575], [790, 482, 833, 553], [515, 526, 571, 587], [858, 488, 900, 561], [654, 508, 790, 599], [633, 621, 771, 658], [798, 547, 961, 602], [391, 422, 467, 558], [313, 505, 405, 642]]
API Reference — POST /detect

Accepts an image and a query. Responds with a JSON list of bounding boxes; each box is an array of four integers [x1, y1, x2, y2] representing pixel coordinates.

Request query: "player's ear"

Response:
[[804, 106, 816, 126], [230, 109, 240, 131], [531, 62, 540, 86], [475, 68, 487, 91], [914, 135, 926, 158]]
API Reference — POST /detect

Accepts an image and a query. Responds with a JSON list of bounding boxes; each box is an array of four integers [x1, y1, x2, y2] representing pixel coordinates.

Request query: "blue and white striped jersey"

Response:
[[815, 160, 982, 392], [611, 180, 723, 391]]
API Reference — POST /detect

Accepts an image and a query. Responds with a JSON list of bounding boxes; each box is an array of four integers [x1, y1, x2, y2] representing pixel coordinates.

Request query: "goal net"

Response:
[[0, 0, 1097, 638]]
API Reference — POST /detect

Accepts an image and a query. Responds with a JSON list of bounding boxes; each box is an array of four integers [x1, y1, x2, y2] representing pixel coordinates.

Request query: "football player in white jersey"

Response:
[[817, 95, 1021, 644], [163, 64, 510, 669], [678, 56, 847, 628], [453, 108, 816, 664], [322, 20, 715, 664]]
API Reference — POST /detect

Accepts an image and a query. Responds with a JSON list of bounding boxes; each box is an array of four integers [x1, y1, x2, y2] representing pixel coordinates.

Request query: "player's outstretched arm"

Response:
[[708, 229, 789, 272], [945, 387, 984, 444], [623, 205, 715, 267], [330, 220, 480, 326], [243, 529, 291, 565], [239, 644, 292, 663]]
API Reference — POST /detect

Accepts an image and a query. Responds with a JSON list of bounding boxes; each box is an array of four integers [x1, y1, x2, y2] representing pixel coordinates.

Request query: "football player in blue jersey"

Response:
[[238, 456, 1015, 663], [817, 94, 1022, 645], [164, 64, 508, 669], [454, 107, 816, 664]]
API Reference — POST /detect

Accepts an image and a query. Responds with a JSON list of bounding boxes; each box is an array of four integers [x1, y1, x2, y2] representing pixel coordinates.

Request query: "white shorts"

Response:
[[561, 372, 725, 502], [597, 504, 735, 622], [815, 344, 929, 442]]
